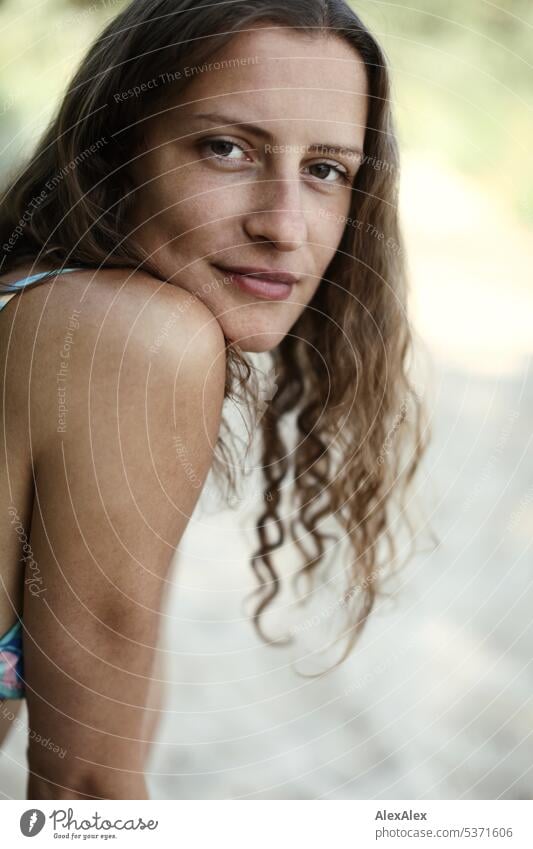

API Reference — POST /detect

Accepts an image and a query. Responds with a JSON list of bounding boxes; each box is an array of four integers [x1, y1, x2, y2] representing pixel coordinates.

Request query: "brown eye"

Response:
[[307, 162, 349, 184], [210, 140, 235, 157], [201, 138, 249, 161], [311, 163, 332, 179]]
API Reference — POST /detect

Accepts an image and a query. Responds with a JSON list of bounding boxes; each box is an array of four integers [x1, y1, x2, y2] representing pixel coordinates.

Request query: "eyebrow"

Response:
[[188, 111, 364, 160]]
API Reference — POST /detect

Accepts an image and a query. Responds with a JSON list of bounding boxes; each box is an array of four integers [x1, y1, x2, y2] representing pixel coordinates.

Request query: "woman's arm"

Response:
[[22, 272, 226, 799]]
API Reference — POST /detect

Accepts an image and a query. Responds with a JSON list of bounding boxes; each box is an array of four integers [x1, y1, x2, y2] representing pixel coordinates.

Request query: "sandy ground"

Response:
[[1, 156, 531, 799]]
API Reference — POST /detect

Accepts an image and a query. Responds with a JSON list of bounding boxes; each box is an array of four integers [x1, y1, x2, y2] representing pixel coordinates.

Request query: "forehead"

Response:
[[175, 25, 368, 140]]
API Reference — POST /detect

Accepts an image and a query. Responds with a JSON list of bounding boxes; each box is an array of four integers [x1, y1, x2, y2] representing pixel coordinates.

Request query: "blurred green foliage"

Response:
[[356, 0, 533, 222], [0, 0, 531, 221]]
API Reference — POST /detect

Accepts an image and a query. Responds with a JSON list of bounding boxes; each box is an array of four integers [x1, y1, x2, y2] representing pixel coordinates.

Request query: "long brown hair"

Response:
[[0, 0, 428, 672]]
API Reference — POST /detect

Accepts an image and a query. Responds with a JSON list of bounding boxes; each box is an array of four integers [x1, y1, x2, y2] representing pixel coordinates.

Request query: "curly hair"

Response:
[[0, 0, 428, 672]]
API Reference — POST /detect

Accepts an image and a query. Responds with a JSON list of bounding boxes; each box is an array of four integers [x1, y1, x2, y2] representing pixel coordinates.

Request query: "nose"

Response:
[[242, 175, 307, 251]]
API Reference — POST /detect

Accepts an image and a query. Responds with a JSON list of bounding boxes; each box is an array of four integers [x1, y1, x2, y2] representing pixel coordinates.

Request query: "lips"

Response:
[[214, 265, 300, 285], [212, 264, 300, 302]]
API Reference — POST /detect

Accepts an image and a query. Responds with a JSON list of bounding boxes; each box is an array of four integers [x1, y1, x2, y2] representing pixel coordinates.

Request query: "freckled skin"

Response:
[[129, 25, 368, 352]]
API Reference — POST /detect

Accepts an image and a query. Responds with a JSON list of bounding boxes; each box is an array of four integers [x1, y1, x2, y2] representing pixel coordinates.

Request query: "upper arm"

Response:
[[23, 273, 226, 797]]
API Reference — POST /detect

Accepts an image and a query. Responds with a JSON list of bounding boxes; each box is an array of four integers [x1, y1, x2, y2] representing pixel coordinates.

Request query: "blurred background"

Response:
[[0, 0, 531, 800]]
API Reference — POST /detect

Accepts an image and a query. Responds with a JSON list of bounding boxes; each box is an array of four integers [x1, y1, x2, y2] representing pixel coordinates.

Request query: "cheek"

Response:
[[139, 151, 219, 223], [169, 172, 237, 240], [331, 215, 351, 263], [307, 221, 348, 278], [310, 196, 352, 258]]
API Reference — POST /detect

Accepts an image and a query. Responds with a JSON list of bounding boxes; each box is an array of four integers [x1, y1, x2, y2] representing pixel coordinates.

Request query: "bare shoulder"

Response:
[[2, 266, 227, 462], [63, 266, 225, 361], [1, 264, 225, 358], [23, 266, 228, 529], [81, 268, 228, 416], [6, 265, 226, 396]]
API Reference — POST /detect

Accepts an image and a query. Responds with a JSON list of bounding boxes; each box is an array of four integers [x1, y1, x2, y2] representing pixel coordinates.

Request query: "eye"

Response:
[[200, 137, 251, 162], [305, 161, 351, 184]]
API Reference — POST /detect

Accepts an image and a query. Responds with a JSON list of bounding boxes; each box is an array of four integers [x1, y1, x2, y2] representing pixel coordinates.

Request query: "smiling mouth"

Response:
[[212, 264, 299, 301]]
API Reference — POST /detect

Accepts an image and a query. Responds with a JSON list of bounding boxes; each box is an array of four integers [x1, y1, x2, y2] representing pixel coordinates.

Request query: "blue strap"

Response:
[[0, 618, 23, 649], [0, 267, 81, 293]]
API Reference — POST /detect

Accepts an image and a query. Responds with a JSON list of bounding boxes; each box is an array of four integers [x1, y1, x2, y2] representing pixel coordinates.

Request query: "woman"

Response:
[[0, 0, 425, 799]]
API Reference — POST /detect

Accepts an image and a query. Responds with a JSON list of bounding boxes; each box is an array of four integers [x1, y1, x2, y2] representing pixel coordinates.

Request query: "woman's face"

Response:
[[129, 25, 368, 352]]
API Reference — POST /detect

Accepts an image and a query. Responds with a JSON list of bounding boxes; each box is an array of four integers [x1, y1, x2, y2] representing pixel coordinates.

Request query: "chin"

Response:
[[214, 310, 291, 353], [225, 327, 286, 354]]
